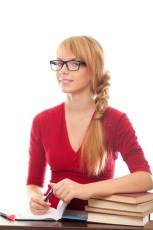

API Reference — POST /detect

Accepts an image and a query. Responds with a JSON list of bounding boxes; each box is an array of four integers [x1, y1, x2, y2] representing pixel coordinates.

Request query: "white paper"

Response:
[[1, 200, 67, 221]]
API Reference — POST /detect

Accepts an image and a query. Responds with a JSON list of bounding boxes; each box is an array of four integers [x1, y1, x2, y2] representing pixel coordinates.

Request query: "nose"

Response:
[[59, 63, 69, 73]]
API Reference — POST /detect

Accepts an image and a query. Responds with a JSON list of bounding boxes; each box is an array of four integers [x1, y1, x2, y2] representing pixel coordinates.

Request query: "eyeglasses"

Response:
[[50, 59, 86, 71]]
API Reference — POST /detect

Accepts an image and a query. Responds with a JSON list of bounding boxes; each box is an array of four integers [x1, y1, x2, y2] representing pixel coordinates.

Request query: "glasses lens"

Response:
[[50, 60, 63, 71], [67, 61, 80, 71], [50, 60, 85, 71]]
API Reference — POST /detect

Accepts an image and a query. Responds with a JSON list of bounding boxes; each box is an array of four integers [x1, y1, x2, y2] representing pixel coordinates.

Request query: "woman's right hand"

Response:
[[29, 193, 51, 215]]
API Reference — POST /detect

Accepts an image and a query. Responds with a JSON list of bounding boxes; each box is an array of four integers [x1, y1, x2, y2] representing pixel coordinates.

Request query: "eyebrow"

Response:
[[56, 58, 80, 61]]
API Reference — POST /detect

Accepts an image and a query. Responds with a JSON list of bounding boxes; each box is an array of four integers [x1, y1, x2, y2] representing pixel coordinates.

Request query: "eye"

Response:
[[53, 60, 63, 67], [69, 61, 79, 67]]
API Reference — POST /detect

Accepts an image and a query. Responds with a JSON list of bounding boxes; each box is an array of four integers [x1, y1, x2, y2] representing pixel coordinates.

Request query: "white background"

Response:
[[0, 0, 153, 209]]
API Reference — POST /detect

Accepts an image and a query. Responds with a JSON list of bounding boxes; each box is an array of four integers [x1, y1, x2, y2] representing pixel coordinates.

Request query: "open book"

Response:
[[0, 200, 67, 221]]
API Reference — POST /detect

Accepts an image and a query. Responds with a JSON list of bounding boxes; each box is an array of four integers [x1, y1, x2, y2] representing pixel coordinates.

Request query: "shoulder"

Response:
[[103, 106, 135, 137], [103, 106, 126, 125], [32, 102, 64, 125]]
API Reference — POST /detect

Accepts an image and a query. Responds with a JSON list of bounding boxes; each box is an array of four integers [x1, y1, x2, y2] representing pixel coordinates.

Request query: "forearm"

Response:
[[88, 171, 153, 198]]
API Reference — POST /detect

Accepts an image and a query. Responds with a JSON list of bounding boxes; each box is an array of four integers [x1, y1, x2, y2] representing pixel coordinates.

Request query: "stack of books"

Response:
[[85, 192, 153, 226]]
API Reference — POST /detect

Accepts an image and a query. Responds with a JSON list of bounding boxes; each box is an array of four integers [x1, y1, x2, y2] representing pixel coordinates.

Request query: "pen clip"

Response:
[[44, 184, 52, 196], [44, 188, 53, 202]]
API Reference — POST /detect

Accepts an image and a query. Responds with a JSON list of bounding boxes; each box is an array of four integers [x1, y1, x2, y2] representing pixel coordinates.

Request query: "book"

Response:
[[87, 211, 150, 226], [85, 205, 153, 217], [86, 193, 153, 226], [88, 198, 153, 212], [63, 210, 87, 221], [0, 200, 67, 221], [94, 192, 153, 204]]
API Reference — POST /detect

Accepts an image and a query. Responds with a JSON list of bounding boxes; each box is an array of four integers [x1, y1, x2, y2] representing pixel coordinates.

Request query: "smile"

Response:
[[59, 79, 73, 84]]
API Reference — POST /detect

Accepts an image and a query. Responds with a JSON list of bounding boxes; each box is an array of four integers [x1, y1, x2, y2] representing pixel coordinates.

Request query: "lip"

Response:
[[59, 79, 73, 83]]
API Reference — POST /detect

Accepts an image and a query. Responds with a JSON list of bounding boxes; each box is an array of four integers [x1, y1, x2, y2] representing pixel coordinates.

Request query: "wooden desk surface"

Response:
[[0, 218, 153, 230]]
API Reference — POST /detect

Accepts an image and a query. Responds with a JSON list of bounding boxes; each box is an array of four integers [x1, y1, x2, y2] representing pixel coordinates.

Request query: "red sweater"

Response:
[[27, 103, 151, 209]]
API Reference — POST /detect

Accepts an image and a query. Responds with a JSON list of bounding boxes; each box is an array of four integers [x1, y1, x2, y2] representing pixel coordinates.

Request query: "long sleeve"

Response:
[[113, 113, 151, 173], [26, 114, 47, 187]]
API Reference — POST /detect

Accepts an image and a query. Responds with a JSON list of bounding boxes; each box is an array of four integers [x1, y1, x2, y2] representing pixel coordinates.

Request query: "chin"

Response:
[[60, 87, 74, 93]]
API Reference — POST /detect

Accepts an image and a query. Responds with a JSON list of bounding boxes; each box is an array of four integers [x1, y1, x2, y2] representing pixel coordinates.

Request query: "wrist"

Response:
[[83, 183, 96, 199]]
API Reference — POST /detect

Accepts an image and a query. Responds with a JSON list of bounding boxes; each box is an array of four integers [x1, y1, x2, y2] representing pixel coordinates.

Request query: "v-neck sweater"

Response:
[[27, 103, 151, 209]]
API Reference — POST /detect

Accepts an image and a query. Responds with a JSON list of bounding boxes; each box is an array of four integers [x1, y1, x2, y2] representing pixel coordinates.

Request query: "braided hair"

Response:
[[81, 72, 110, 175]]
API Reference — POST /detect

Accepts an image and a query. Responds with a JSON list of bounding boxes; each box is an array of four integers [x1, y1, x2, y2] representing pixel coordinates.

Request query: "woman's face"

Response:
[[55, 48, 92, 95]]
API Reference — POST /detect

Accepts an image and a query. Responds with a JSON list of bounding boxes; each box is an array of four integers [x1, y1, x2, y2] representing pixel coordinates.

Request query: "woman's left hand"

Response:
[[50, 179, 92, 203]]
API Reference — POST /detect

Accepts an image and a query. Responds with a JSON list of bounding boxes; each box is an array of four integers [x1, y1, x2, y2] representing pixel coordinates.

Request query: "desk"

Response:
[[0, 218, 153, 230]]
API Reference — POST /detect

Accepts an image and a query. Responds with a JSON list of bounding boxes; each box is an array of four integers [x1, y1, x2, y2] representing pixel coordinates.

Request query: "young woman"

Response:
[[26, 35, 153, 215]]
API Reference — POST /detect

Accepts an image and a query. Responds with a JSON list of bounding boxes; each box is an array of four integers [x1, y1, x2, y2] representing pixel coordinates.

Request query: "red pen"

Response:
[[0, 212, 16, 221]]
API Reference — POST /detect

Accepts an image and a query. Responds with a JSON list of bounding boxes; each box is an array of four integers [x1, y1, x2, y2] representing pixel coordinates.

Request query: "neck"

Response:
[[65, 91, 95, 114]]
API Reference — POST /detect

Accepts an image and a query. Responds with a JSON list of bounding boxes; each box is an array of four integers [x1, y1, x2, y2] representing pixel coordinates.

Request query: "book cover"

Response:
[[87, 211, 150, 226], [63, 210, 87, 221], [88, 198, 153, 212], [94, 192, 153, 204], [85, 205, 153, 217]]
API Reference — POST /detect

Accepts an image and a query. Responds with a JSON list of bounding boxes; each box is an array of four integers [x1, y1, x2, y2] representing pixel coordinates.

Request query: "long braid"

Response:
[[81, 71, 111, 175], [94, 72, 110, 120]]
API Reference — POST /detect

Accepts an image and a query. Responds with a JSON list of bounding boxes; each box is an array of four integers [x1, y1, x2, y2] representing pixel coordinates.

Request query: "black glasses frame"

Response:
[[49, 59, 86, 71]]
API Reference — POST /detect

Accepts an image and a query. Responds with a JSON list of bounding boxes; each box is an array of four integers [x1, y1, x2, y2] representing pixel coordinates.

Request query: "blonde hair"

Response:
[[57, 36, 110, 176]]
